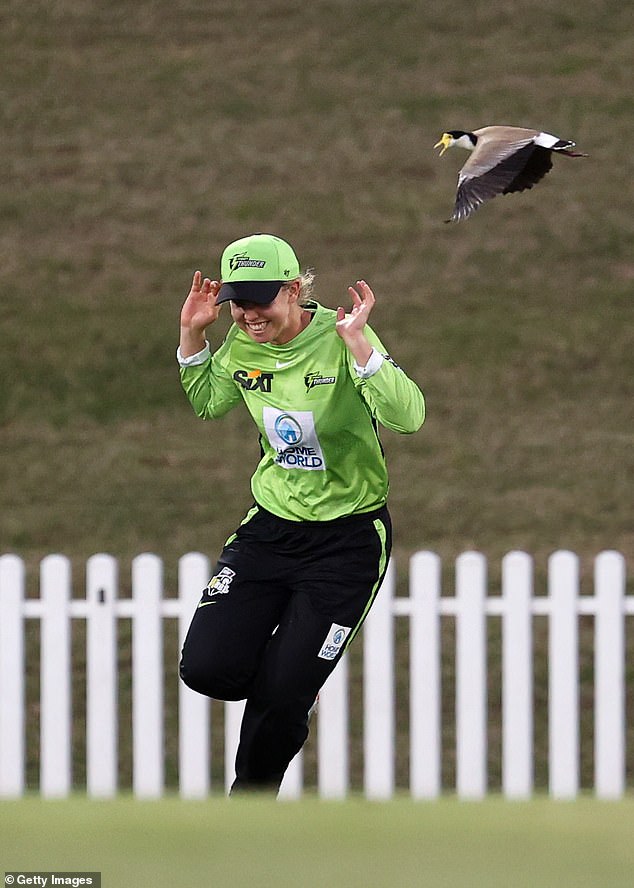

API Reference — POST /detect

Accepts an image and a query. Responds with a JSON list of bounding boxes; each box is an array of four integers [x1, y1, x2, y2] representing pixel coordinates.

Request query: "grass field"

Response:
[[2, 0, 633, 577], [2, 796, 634, 888]]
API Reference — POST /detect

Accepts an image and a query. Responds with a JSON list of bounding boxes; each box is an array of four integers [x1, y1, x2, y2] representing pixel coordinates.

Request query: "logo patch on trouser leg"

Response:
[[197, 566, 236, 607], [318, 623, 351, 660]]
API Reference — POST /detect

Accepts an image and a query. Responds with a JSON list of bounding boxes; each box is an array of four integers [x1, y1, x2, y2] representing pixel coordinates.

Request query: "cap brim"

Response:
[[216, 281, 284, 305]]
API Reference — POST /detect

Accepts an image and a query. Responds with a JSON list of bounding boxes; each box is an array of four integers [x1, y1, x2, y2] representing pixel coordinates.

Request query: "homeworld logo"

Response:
[[274, 413, 303, 446], [229, 252, 266, 271], [273, 414, 323, 468], [233, 368, 273, 392], [318, 623, 352, 660], [263, 407, 326, 471], [304, 371, 336, 392]]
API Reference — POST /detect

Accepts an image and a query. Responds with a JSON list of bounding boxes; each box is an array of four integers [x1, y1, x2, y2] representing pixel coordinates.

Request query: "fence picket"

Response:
[[86, 554, 118, 798], [40, 555, 72, 797], [178, 553, 211, 799], [409, 551, 441, 798], [224, 699, 245, 794], [132, 554, 164, 798], [0, 555, 25, 797], [548, 550, 579, 799], [502, 551, 533, 799], [318, 655, 349, 799], [455, 552, 487, 799], [279, 750, 303, 800], [594, 550, 626, 799], [363, 559, 395, 799]]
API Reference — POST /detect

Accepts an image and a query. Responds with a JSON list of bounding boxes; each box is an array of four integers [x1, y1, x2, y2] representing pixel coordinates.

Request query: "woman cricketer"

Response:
[[177, 233, 424, 793]]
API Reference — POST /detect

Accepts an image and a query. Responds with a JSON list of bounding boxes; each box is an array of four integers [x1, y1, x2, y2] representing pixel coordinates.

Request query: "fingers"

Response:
[[209, 280, 221, 303], [190, 272, 220, 299], [190, 270, 212, 295], [200, 276, 214, 295], [347, 280, 375, 315], [355, 279, 375, 304]]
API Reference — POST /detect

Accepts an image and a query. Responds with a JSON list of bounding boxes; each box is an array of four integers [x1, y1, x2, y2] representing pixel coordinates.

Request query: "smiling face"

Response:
[[229, 280, 307, 345]]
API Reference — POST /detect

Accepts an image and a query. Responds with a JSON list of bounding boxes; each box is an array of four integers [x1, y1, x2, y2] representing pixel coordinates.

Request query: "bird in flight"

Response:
[[434, 125, 587, 222]]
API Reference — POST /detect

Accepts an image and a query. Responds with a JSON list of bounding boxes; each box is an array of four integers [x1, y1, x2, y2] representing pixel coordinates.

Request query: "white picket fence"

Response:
[[0, 550, 630, 800]]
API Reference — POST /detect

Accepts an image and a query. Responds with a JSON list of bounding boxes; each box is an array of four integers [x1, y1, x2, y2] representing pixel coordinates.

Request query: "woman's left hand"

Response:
[[335, 280, 375, 366]]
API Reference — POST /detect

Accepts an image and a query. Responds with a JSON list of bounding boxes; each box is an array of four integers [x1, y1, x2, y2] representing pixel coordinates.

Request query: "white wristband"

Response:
[[176, 341, 211, 367], [353, 347, 384, 379]]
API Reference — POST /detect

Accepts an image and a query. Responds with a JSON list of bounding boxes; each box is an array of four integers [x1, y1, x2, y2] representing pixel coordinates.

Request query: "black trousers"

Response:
[[179, 503, 392, 793]]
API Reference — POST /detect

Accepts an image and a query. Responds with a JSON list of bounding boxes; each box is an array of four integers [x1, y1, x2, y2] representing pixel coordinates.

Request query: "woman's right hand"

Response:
[[179, 271, 222, 357]]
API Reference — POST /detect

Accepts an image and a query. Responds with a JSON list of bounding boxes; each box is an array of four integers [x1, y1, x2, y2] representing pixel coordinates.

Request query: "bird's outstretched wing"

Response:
[[450, 143, 542, 222], [503, 146, 553, 193]]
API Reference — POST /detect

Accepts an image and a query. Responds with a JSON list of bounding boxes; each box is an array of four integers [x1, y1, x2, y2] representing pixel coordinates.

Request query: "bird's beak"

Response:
[[434, 134, 452, 157]]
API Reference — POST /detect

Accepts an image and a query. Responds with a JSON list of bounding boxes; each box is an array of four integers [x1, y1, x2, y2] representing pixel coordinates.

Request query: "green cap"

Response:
[[217, 233, 301, 304]]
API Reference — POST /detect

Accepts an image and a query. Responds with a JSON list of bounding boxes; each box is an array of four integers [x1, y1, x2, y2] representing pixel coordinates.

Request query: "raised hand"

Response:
[[335, 279, 375, 367], [180, 271, 223, 357], [181, 271, 222, 331]]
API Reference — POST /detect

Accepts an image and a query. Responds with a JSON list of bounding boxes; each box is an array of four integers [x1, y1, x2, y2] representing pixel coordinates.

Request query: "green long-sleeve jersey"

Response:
[[179, 301, 424, 522]]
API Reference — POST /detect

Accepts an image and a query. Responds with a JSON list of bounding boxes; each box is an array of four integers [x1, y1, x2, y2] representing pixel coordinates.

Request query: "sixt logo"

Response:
[[233, 368, 274, 392], [229, 252, 266, 271], [304, 371, 336, 392]]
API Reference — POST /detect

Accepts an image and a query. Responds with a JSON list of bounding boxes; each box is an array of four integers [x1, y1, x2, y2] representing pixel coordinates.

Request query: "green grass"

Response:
[[2, 0, 633, 574], [1, 0, 633, 790], [2, 796, 634, 888]]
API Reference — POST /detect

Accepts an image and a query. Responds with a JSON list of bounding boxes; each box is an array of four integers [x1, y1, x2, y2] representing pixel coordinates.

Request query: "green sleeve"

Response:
[[349, 329, 425, 434], [179, 351, 242, 419]]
